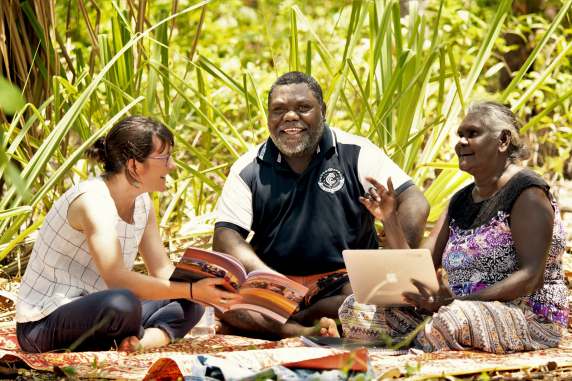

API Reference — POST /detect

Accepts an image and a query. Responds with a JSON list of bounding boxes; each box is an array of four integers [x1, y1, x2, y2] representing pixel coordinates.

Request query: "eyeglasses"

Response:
[[146, 152, 172, 167]]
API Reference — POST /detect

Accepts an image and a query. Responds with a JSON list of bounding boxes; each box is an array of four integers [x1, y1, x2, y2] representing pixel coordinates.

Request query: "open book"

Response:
[[170, 247, 309, 324]]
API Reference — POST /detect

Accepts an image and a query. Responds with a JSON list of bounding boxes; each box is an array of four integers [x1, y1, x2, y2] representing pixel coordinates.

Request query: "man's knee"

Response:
[[221, 309, 257, 324], [340, 282, 353, 295]]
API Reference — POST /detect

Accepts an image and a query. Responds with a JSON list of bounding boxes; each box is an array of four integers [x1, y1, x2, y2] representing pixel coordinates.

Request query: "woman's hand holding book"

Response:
[[193, 278, 243, 307]]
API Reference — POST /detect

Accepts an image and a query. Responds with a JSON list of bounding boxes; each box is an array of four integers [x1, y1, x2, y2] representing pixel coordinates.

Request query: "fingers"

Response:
[[216, 288, 243, 307], [436, 269, 449, 291], [402, 292, 423, 307], [359, 196, 375, 207], [199, 278, 240, 297], [195, 277, 243, 306], [437, 269, 447, 287], [214, 295, 241, 307], [365, 177, 385, 190], [218, 290, 242, 300], [369, 186, 382, 202], [410, 279, 431, 299], [435, 270, 456, 299], [364, 177, 394, 202], [387, 177, 396, 196]]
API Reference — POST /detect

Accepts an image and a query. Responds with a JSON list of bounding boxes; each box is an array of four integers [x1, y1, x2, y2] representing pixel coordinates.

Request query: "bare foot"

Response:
[[118, 336, 141, 351], [139, 328, 170, 349], [318, 317, 339, 337], [118, 328, 170, 352], [215, 319, 234, 335]]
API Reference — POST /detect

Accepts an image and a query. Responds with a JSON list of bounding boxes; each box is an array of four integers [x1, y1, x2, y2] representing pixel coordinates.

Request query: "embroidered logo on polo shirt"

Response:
[[318, 168, 345, 194]]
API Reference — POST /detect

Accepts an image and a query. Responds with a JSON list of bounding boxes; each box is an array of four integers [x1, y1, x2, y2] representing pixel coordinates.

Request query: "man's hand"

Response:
[[359, 177, 398, 222], [213, 227, 275, 274], [402, 269, 456, 313]]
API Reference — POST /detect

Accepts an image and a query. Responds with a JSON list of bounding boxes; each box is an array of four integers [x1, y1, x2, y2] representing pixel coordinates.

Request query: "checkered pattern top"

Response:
[[16, 177, 150, 323]]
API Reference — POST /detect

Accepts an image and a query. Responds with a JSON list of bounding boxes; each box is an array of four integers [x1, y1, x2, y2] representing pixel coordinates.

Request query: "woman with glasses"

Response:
[[15, 116, 241, 353]]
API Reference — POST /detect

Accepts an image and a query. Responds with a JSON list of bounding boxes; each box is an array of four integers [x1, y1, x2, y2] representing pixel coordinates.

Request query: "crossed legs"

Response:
[[218, 283, 351, 340], [338, 294, 566, 353], [17, 289, 204, 353]]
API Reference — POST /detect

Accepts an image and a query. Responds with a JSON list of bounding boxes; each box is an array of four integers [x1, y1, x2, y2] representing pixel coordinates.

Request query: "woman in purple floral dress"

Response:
[[332, 102, 569, 354]]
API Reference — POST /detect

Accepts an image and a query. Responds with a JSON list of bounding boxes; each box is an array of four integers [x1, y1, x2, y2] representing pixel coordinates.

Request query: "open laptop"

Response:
[[342, 249, 438, 307]]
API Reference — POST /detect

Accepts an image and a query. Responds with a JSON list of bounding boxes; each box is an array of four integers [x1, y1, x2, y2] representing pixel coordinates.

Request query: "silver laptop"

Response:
[[342, 249, 439, 307]]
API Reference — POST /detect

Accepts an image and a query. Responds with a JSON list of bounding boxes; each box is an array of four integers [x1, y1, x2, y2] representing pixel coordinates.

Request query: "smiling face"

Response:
[[132, 137, 175, 192], [455, 113, 508, 174], [268, 83, 326, 158]]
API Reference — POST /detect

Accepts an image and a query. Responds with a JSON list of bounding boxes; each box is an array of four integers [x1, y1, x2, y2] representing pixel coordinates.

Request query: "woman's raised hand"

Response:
[[359, 177, 398, 222], [192, 278, 243, 308]]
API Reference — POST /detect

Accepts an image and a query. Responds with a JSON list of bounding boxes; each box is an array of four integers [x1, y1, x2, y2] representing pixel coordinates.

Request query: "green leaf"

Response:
[[62, 367, 77, 376], [0, 77, 25, 115], [500, 0, 572, 102], [0, 206, 32, 221], [512, 40, 572, 113], [405, 364, 417, 377], [480, 371, 491, 381], [484, 62, 505, 78], [521, 87, 572, 133]]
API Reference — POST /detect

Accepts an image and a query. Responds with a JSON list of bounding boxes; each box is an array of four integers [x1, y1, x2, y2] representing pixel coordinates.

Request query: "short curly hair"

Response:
[[268, 71, 324, 107]]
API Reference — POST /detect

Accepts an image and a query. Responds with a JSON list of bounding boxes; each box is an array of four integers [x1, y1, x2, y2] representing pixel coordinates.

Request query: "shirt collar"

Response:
[[318, 123, 336, 158], [258, 123, 336, 166]]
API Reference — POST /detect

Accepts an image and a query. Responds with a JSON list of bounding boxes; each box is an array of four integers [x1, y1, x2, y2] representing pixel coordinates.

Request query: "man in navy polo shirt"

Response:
[[213, 72, 430, 339]]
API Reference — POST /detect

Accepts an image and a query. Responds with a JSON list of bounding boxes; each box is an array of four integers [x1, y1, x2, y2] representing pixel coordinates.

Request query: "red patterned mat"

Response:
[[1, 327, 572, 379]]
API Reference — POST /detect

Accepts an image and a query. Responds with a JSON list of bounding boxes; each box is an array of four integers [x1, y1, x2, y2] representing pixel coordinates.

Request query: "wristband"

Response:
[[190, 282, 193, 299]]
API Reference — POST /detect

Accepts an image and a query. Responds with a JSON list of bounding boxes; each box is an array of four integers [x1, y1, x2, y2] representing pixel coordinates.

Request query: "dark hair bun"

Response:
[[84, 116, 174, 187], [86, 136, 108, 167]]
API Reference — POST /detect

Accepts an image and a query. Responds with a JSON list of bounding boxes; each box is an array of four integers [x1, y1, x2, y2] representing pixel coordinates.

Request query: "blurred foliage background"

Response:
[[0, 0, 571, 274]]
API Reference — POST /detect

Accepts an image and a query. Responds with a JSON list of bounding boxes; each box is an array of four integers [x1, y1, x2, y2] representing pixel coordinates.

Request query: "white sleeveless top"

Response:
[[16, 177, 150, 323]]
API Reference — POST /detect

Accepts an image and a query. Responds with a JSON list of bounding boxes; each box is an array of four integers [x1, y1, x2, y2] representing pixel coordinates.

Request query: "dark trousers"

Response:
[[16, 289, 204, 353]]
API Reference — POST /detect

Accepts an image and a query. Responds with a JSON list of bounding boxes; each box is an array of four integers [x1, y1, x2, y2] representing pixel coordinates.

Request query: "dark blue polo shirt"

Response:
[[215, 124, 414, 276]]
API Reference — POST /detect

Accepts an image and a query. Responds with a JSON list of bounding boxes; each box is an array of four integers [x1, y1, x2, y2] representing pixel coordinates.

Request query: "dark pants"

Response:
[[16, 289, 204, 353]]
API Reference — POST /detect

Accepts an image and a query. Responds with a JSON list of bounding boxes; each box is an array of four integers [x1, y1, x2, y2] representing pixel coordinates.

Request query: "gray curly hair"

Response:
[[465, 101, 531, 162]]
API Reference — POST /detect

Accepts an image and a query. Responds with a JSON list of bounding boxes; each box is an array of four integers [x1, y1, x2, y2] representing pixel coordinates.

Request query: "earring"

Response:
[[131, 179, 139, 188]]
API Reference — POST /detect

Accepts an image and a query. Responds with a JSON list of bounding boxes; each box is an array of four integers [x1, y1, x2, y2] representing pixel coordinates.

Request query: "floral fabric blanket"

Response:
[[0, 327, 572, 379]]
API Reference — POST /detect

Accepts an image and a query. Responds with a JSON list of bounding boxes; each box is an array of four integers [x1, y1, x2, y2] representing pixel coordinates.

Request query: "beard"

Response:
[[271, 122, 325, 157]]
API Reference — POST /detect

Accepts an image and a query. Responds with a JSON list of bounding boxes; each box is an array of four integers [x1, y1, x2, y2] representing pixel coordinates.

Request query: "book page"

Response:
[[231, 273, 309, 324], [170, 247, 248, 293], [182, 248, 247, 283], [171, 257, 241, 293]]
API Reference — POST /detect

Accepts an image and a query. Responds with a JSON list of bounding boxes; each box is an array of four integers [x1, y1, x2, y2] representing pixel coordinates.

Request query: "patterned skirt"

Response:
[[339, 295, 566, 354]]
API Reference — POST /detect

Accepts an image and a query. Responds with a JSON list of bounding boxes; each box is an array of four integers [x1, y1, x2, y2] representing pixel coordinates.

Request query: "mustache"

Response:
[[278, 122, 307, 131]]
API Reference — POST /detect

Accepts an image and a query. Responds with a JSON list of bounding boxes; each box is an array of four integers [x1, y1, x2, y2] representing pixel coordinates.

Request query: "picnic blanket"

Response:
[[1, 326, 572, 379]]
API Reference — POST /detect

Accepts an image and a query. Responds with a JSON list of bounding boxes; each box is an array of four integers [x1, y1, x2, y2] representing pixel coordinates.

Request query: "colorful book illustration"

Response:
[[170, 247, 309, 324]]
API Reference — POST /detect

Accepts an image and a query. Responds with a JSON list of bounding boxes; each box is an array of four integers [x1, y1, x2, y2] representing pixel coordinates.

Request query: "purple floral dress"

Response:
[[339, 168, 568, 353], [443, 168, 569, 326]]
